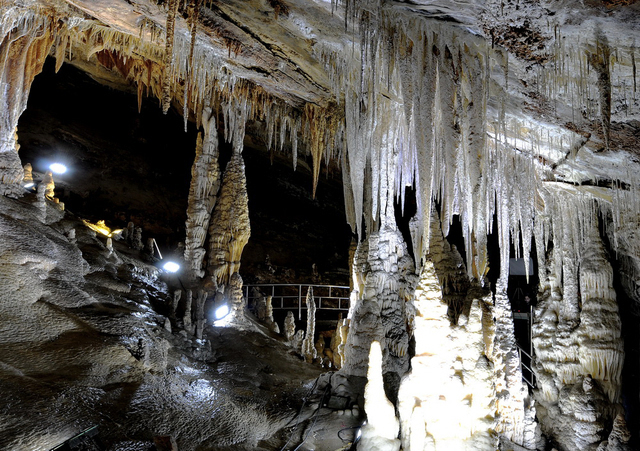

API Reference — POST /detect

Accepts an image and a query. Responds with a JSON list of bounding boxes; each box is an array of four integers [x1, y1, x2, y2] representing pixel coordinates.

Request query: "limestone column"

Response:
[[533, 213, 626, 450], [184, 108, 220, 279], [206, 149, 250, 285], [0, 11, 55, 196], [341, 222, 416, 399]]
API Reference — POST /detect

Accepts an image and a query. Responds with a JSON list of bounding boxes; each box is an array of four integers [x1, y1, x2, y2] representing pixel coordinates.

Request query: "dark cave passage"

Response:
[[17, 58, 352, 286]]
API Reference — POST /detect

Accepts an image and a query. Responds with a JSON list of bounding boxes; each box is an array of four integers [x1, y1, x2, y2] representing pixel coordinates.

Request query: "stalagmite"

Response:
[[183, 290, 193, 334], [265, 296, 279, 333], [184, 108, 220, 279], [301, 287, 317, 363], [207, 150, 250, 285], [132, 226, 144, 251], [598, 414, 632, 451], [41, 170, 54, 198], [284, 311, 296, 342], [35, 178, 46, 220], [292, 329, 305, 353], [227, 272, 246, 321], [335, 318, 349, 370], [195, 290, 207, 339], [22, 163, 32, 186], [358, 341, 400, 451], [342, 222, 416, 397], [256, 293, 268, 322], [314, 336, 325, 360], [491, 282, 539, 449], [172, 289, 181, 314], [398, 212, 501, 450]]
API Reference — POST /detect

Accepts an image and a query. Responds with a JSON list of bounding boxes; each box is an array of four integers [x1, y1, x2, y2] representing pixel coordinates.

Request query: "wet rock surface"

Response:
[[0, 194, 354, 451]]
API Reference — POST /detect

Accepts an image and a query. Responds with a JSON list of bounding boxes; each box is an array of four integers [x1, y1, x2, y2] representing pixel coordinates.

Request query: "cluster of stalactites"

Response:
[[324, 2, 640, 292], [34, 1, 344, 198], [149, 0, 346, 196], [331, 6, 515, 280]]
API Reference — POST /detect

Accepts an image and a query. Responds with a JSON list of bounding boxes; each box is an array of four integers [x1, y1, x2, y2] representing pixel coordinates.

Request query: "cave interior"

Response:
[[1, 0, 640, 450]]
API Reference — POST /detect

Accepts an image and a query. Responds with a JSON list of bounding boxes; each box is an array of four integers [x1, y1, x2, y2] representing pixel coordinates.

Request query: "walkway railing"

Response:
[[516, 343, 536, 389], [50, 425, 100, 450], [244, 284, 350, 320]]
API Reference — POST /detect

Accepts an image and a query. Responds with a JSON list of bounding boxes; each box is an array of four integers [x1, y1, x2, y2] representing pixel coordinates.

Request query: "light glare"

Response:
[[162, 261, 180, 273], [49, 163, 67, 174], [23, 182, 34, 188], [214, 304, 230, 319]]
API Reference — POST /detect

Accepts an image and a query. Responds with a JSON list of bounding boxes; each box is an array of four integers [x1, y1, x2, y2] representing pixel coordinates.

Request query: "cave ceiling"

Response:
[[5, 0, 640, 257], [14, 0, 637, 184]]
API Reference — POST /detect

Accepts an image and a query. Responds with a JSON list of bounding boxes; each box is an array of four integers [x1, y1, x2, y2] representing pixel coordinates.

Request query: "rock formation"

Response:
[[342, 222, 416, 398], [284, 311, 296, 343], [227, 272, 246, 321], [207, 150, 250, 285], [358, 340, 400, 451], [0, 7, 54, 196], [301, 286, 317, 363], [184, 108, 220, 279], [533, 203, 626, 449], [183, 289, 193, 334]]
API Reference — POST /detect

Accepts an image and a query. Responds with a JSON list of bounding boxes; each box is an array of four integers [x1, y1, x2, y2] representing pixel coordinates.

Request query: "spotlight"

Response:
[[23, 182, 34, 188], [214, 304, 230, 320], [49, 163, 67, 174], [162, 261, 180, 273]]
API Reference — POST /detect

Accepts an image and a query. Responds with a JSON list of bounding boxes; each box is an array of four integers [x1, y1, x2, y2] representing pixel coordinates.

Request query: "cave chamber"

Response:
[[1, 1, 640, 450]]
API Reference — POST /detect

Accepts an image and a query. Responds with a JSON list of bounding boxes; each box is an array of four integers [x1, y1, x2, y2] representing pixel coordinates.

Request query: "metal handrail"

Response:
[[50, 425, 99, 450], [516, 343, 536, 389], [244, 283, 350, 320]]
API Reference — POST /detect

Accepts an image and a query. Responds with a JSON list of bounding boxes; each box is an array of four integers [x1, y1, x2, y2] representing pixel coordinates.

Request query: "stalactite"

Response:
[[588, 30, 612, 151], [182, 0, 202, 129], [184, 108, 221, 279], [301, 287, 317, 363]]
